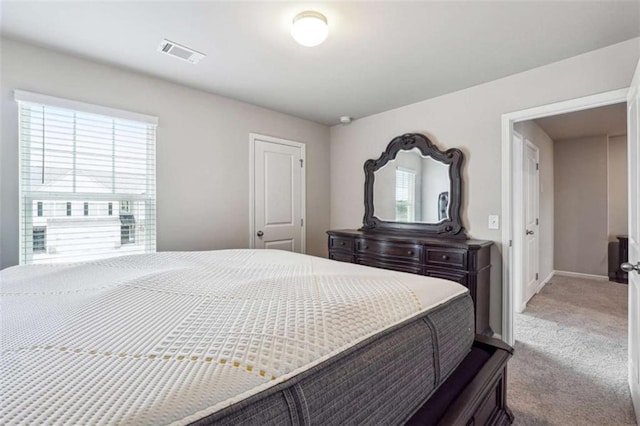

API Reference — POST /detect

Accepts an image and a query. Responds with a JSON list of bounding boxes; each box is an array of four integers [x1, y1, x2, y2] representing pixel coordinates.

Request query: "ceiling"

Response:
[[1, 2, 639, 125], [535, 103, 627, 141]]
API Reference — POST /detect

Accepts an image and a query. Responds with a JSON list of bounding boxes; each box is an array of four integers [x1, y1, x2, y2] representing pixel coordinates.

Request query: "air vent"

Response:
[[157, 39, 205, 64]]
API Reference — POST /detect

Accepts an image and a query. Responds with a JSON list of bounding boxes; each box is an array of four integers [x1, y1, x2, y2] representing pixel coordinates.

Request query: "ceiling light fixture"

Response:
[[291, 11, 328, 47]]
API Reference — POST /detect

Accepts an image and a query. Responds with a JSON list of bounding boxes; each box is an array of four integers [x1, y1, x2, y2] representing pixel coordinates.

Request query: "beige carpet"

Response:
[[508, 275, 637, 425]]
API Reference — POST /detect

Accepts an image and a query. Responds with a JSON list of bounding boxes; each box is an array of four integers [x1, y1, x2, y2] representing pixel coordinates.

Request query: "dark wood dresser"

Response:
[[616, 235, 629, 284], [327, 229, 493, 335]]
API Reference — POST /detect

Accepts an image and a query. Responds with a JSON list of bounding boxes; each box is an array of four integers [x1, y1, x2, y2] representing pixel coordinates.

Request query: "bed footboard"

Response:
[[407, 335, 514, 426]]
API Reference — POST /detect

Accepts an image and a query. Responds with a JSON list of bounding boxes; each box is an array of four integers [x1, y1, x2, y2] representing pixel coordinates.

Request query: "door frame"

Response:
[[249, 133, 306, 253], [501, 88, 628, 345]]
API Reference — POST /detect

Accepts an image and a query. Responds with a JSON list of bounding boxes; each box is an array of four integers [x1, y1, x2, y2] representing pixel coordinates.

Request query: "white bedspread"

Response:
[[0, 249, 467, 425]]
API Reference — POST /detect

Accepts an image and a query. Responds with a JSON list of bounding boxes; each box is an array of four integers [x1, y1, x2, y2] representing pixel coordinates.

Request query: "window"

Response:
[[32, 227, 46, 253], [121, 225, 135, 244], [17, 91, 157, 265], [395, 167, 416, 222], [120, 200, 131, 213], [120, 213, 136, 245]]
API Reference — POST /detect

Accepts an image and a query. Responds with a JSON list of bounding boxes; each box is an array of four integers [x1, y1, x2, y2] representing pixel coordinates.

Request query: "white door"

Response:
[[626, 59, 640, 422], [523, 139, 540, 305], [251, 134, 305, 253]]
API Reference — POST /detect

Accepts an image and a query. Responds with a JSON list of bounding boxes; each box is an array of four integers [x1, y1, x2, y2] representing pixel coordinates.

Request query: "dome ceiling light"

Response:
[[291, 11, 328, 47]]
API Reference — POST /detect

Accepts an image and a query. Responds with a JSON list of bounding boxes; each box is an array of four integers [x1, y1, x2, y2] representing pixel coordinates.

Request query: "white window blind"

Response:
[[16, 91, 157, 265], [395, 167, 416, 222]]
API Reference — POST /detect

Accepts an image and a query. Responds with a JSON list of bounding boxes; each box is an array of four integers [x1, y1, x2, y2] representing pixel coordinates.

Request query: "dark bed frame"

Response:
[[408, 335, 514, 425]]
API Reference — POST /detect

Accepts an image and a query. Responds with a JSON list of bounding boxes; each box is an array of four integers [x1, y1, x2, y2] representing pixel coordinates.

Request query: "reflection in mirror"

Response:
[[373, 148, 450, 224]]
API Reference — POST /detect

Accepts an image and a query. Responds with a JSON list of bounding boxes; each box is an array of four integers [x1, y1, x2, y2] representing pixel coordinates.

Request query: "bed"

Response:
[[0, 249, 512, 425]]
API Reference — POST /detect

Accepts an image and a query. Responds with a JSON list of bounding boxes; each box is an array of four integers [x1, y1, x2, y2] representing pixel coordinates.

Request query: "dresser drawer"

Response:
[[356, 239, 422, 261], [329, 252, 354, 263], [425, 267, 468, 286], [425, 248, 467, 269], [329, 235, 354, 252], [356, 256, 423, 274]]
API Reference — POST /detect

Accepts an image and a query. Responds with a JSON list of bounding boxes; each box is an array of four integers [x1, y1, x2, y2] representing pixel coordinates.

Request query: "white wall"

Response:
[[514, 121, 554, 284], [330, 37, 639, 334], [0, 38, 331, 269]]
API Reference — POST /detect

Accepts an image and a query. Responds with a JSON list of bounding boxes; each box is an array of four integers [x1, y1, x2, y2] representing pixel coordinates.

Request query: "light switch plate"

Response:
[[488, 215, 500, 230]]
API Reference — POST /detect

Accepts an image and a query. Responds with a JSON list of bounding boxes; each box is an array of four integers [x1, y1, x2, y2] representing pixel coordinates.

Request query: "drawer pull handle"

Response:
[[442, 255, 449, 260], [407, 250, 414, 256], [340, 241, 345, 246], [364, 245, 369, 250]]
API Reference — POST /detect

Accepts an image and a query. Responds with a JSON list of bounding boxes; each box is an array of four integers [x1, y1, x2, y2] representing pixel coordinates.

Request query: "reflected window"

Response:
[[395, 167, 416, 222]]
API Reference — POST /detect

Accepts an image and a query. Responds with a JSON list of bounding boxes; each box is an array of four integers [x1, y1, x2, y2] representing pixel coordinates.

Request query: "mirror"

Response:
[[362, 133, 466, 238], [373, 148, 451, 223]]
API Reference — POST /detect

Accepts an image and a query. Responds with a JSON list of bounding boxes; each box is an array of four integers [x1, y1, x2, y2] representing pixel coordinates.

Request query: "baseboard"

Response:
[[536, 270, 555, 293], [553, 270, 609, 282]]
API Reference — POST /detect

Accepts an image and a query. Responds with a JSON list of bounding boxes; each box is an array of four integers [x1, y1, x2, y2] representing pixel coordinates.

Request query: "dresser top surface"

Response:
[[327, 229, 493, 249]]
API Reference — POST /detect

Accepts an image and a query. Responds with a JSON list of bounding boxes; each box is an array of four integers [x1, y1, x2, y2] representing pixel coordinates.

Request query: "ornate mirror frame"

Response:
[[361, 133, 467, 239]]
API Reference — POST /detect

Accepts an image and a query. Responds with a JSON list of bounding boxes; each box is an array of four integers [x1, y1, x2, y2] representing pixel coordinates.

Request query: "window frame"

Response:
[[16, 90, 158, 265]]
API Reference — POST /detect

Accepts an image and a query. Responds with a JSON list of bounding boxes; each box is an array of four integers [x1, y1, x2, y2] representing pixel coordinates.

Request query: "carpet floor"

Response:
[[508, 275, 636, 425]]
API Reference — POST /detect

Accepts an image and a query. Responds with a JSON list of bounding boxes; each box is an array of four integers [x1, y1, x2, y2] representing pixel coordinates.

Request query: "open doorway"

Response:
[[501, 88, 629, 341], [507, 102, 633, 423], [515, 102, 628, 310]]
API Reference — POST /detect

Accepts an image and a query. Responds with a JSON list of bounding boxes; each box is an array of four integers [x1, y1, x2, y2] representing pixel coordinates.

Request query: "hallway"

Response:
[[508, 276, 635, 425]]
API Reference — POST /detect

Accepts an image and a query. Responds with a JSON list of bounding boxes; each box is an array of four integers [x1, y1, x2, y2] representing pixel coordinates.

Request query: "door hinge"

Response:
[[535, 273, 539, 280], [509, 239, 512, 247], [300, 159, 304, 168], [301, 218, 303, 226], [536, 163, 539, 170], [536, 218, 539, 225]]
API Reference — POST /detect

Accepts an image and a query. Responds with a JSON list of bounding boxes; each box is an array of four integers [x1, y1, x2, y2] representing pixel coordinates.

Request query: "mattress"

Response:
[[0, 249, 474, 425]]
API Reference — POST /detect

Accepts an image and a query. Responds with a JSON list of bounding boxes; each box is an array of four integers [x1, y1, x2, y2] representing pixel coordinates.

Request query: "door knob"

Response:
[[256, 231, 264, 237], [621, 262, 640, 273], [526, 230, 534, 235]]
